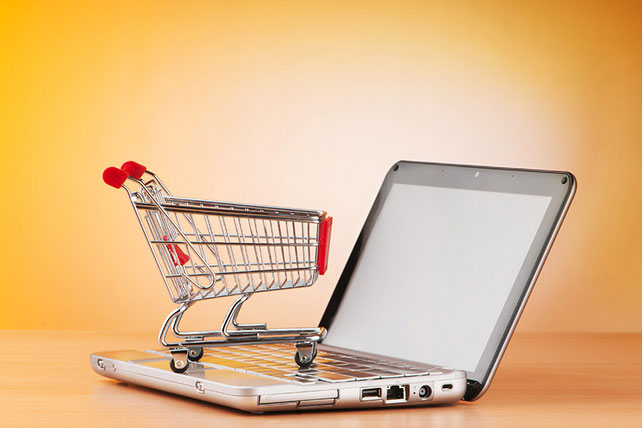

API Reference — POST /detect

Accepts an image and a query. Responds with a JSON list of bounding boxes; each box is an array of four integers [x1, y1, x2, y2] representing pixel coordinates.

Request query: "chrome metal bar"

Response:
[[232, 217, 253, 292], [221, 294, 255, 339], [164, 195, 325, 217], [132, 177, 217, 290], [261, 219, 277, 289], [229, 293, 267, 330], [203, 213, 228, 292], [164, 267, 314, 279], [134, 202, 323, 221], [219, 216, 240, 295], [276, 220, 289, 287], [247, 218, 266, 288]]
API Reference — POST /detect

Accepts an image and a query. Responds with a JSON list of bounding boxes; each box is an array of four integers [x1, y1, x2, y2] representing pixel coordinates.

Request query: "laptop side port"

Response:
[[360, 387, 382, 401], [386, 385, 408, 402], [442, 383, 453, 391], [418, 385, 432, 399]]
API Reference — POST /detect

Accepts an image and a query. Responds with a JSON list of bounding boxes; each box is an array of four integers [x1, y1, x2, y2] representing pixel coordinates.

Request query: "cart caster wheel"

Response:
[[187, 347, 204, 362], [170, 358, 189, 373], [295, 350, 317, 368]]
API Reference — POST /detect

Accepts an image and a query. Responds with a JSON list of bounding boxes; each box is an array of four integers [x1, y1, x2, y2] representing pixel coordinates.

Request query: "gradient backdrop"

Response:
[[1, 1, 641, 333]]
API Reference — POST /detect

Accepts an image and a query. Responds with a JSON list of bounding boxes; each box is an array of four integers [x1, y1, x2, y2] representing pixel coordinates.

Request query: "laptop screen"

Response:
[[323, 180, 552, 373]]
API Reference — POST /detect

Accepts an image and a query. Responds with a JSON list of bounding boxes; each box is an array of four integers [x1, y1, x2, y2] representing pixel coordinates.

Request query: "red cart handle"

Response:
[[317, 217, 332, 275], [103, 167, 128, 189], [121, 161, 147, 179], [103, 161, 147, 188]]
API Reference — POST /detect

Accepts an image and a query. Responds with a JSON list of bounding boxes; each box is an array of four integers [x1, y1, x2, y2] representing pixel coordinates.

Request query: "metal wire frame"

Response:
[[110, 166, 329, 370], [129, 181, 326, 303]]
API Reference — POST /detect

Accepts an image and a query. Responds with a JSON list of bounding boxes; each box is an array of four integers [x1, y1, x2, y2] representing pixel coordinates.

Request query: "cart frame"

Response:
[[103, 161, 332, 372]]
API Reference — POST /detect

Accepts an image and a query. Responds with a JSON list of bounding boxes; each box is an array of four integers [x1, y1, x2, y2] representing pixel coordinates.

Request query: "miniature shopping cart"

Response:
[[102, 161, 332, 373]]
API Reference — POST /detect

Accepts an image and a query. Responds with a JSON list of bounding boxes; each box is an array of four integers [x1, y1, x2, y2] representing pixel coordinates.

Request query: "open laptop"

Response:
[[91, 161, 576, 412]]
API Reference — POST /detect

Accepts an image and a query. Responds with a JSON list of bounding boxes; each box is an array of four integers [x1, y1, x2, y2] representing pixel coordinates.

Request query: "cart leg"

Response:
[[158, 303, 189, 347], [294, 341, 317, 368], [170, 348, 189, 373], [221, 293, 266, 338]]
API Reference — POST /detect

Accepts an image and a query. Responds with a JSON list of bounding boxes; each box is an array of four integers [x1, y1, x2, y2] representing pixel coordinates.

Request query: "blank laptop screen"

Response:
[[323, 183, 551, 372]]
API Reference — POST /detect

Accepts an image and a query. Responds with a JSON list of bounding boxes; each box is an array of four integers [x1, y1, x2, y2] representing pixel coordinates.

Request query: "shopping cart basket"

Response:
[[102, 161, 332, 373]]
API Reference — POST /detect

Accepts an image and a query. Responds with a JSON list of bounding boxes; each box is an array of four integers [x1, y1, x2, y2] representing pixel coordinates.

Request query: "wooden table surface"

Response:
[[1, 330, 640, 427]]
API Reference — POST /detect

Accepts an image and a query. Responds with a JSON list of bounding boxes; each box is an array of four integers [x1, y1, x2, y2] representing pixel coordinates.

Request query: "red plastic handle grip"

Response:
[[121, 161, 147, 179], [317, 217, 333, 275], [103, 167, 129, 188], [163, 236, 190, 266]]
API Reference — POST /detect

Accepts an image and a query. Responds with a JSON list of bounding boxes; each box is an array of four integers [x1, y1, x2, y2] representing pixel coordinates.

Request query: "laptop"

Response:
[[91, 161, 576, 412]]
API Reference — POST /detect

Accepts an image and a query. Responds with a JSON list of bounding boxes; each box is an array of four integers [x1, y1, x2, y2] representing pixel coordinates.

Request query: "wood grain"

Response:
[[1, 331, 640, 427]]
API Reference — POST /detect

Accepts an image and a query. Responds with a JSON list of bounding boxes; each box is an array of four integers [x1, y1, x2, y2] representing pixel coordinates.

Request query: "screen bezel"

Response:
[[319, 160, 576, 401]]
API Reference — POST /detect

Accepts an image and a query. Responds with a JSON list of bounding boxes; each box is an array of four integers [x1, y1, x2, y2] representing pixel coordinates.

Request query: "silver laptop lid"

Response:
[[320, 161, 575, 401]]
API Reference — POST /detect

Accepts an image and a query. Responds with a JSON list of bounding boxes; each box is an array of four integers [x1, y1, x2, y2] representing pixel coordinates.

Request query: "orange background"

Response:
[[1, 0, 641, 333]]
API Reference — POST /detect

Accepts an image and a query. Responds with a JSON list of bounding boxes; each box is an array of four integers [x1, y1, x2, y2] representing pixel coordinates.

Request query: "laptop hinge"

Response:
[[464, 380, 482, 401]]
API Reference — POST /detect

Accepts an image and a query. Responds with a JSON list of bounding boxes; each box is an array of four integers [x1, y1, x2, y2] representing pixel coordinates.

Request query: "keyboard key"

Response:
[[257, 369, 289, 377], [316, 372, 355, 382], [200, 356, 257, 369], [324, 369, 379, 380]]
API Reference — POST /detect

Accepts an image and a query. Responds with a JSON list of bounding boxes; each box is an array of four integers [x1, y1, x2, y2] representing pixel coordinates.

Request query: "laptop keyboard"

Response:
[[152, 344, 444, 384]]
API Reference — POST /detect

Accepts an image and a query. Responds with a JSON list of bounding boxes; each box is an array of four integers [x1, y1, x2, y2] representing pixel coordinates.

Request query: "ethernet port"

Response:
[[386, 385, 407, 402]]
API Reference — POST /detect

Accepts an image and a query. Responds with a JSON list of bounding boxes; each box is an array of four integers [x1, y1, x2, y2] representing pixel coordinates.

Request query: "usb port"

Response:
[[361, 387, 382, 400], [386, 385, 407, 402], [442, 383, 453, 391]]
